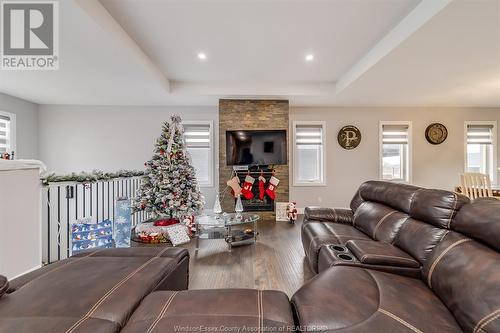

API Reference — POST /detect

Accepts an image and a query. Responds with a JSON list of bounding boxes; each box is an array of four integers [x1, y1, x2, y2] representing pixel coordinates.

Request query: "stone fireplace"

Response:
[[218, 99, 289, 220]]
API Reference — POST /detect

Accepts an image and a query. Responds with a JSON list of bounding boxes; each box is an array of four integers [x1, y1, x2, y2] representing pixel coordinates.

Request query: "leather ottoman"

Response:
[[122, 289, 295, 333]]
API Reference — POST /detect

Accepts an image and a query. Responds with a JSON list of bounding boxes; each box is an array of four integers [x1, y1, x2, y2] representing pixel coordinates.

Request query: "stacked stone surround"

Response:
[[219, 99, 289, 220]]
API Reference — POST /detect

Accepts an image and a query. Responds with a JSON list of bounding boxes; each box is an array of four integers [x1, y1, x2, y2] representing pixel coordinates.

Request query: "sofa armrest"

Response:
[[346, 240, 420, 268], [304, 207, 354, 225], [0, 275, 8, 298]]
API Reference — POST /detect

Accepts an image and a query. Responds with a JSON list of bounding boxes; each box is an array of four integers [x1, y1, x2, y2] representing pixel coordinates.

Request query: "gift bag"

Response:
[[114, 197, 132, 248]]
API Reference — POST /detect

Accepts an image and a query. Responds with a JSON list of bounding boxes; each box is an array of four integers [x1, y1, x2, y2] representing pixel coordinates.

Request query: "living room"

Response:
[[0, 0, 499, 332]]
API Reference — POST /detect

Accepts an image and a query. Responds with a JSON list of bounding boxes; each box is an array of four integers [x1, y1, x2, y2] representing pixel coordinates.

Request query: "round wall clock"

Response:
[[425, 123, 448, 145], [338, 125, 361, 150]]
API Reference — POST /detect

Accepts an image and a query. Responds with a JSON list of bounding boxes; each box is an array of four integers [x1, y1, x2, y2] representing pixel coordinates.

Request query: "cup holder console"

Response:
[[330, 245, 347, 252], [337, 253, 354, 261]]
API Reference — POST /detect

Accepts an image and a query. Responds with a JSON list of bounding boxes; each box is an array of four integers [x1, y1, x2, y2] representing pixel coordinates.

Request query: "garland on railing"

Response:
[[41, 169, 145, 185]]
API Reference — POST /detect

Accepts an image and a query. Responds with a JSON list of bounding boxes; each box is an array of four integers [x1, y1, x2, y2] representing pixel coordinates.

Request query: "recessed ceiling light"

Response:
[[305, 54, 314, 62], [197, 52, 207, 60]]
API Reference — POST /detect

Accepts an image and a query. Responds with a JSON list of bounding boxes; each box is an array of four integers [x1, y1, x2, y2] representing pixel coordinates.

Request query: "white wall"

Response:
[[289, 107, 500, 208], [38, 105, 219, 206], [0, 92, 38, 159]]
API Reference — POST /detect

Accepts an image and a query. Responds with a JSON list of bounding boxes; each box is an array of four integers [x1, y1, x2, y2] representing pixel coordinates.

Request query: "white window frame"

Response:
[[183, 120, 214, 188], [464, 121, 497, 184], [379, 121, 412, 183], [292, 120, 327, 186], [0, 111, 16, 154]]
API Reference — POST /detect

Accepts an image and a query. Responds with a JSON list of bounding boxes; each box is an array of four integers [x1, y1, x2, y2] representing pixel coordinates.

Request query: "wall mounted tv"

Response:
[[226, 130, 287, 166]]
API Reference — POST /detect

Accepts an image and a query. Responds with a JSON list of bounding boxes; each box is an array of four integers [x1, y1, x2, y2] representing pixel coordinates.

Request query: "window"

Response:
[[465, 122, 497, 182], [183, 121, 214, 187], [380, 122, 411, 182], [0, 111, 15, 155], [293, 121, 326, 186]]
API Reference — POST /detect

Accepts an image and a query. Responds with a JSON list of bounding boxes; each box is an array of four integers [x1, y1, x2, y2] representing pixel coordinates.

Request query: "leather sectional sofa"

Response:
[[1, 181, 499, 332], [0, 247, 190, 332]]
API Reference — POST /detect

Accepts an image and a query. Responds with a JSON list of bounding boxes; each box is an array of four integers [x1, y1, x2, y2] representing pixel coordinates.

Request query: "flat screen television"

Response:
[[226, 130, 287, 166]]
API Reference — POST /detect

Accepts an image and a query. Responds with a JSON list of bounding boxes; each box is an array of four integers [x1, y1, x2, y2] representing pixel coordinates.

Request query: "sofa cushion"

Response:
[[410, 189, 469, 229], [353, 202, 409, 242], [302, 222, 370, 273], [358, 180, 420, 213], [452, 197, 500, 251], [0, 276, 7, 298], [422, 231, 500, 333], [0, 248, 185, 332], [121, 289, 295, 333], [346, 240, 419, 268], [291, 266, 462, 332], [394, 218, 448, 264]]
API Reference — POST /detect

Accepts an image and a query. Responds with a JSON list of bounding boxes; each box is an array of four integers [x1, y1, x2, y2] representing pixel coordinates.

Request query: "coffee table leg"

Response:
[[227, 225, 232, 252], [254, 220, 258, 242]]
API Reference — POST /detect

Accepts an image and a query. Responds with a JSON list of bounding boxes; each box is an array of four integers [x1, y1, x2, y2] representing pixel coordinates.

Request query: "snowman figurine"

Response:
[[286, 202, 298, 224]]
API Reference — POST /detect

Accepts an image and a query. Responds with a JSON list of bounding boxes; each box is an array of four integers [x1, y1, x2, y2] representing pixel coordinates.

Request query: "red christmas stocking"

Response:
[[227, 176, 241, 198], [266, 176, 280, 200], [258, 175, 266, 200], [241, 175, 255, 199]]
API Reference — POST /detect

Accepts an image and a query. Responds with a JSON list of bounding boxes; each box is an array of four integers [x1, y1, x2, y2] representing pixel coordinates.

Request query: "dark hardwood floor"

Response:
[[134, 216, 313, 296]]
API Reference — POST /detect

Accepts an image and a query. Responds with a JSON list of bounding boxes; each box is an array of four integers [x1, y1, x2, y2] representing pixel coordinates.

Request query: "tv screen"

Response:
[[226, 130, 287, 166]]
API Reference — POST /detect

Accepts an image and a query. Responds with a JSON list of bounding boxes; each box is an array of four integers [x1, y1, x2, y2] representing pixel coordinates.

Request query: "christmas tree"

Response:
[[132, 115, 204, 219]]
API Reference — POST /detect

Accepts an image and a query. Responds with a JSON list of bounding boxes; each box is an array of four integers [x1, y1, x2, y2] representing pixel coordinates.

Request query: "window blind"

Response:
[[295, 124, 323, 145], [184, 124, 211, 148], [0, 114, 10, 154], [467, 124, 493, 145], [382, 124, 409, 144]]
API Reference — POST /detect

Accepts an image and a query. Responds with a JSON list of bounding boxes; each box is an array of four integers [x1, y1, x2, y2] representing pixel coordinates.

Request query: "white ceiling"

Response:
[[0, 0, 499, 107]]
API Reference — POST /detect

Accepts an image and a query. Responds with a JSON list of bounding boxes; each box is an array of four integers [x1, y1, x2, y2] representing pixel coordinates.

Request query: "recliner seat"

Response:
[[302, 181, 469, 274]]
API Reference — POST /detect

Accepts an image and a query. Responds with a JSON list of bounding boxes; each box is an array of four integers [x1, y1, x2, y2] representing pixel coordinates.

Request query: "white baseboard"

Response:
[[9, 265, 42, 280]]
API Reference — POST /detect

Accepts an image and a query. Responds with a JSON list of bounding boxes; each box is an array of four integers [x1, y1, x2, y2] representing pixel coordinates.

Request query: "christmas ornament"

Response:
[[287, 202, 298, 224], [213, 192, 223, 214], [241, 175, 255, 199], [235, 194, 244, 219], [266, 176, 280, 200], [258, 175, 266, 200], [227, 176, 242, 198]]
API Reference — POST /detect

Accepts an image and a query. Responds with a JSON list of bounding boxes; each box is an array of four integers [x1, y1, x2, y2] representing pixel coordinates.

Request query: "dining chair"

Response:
[[459, 173, 494, 199]]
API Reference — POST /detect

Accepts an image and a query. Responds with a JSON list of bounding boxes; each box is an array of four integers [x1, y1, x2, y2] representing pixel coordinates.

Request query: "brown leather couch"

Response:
[[292, 196, 500, 332], [0, 247, 189, 332], [302, 181, 469, 274]]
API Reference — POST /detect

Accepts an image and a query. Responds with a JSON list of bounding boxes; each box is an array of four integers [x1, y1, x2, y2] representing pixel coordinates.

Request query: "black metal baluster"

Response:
[[75, 184, 78, 220], [66, 186, 70, 258], [107, 181, 110, 220], [102, 182, 105, 222], [90, 183, 93, 220], [96, 183, 99, 222]]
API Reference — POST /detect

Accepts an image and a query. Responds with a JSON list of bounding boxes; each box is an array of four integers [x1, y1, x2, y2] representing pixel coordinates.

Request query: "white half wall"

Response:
[[0, 92, 38, 159], [290, 107, 500, 208], [38, 105, 219, 207]]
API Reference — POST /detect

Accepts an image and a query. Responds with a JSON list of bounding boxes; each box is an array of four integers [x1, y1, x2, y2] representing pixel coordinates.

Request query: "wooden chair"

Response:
[[460, 173, 494, 199]]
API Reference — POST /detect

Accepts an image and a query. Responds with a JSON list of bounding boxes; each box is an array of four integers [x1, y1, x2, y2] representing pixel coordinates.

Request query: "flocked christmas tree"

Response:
[[132, 115, 204, 219]]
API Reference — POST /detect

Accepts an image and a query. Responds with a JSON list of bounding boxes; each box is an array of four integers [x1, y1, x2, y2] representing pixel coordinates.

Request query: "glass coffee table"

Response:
[[195, 213, 260, 251]]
